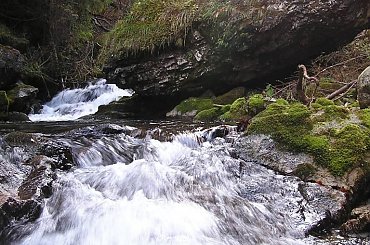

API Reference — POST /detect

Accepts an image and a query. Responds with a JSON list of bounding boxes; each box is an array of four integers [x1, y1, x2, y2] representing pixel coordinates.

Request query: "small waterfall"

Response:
[[29, 79, 133, 122], [10, 126, 307, 245]]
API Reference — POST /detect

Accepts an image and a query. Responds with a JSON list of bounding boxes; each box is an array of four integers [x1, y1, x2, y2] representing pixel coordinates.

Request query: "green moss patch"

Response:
[[220, 97, 247, 121], [247, 101, 370, 175], [247, 94, 265, 116], [195, 107, 221, 121], [358, 109, 370, 128], [175, 97, 214, 113]]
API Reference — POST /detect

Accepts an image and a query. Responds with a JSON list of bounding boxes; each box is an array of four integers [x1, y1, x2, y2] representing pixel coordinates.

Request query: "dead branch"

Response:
[[326, 80, 357, 100], [314, 54, 367, 77], [92, 17, 111, 32], [295, 64, 319, 104]]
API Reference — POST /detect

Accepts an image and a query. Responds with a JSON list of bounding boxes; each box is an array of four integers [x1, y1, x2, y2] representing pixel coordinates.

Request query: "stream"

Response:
[[0, 82, 369, 245]]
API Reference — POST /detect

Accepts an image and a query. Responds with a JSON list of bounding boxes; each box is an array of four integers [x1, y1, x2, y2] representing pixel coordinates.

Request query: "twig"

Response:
[[326, 80, 357, 100], [314, 55, 367, 77]]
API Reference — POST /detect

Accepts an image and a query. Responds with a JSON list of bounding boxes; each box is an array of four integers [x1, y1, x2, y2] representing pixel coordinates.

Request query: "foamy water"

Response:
[[29, 79, 133, 121]]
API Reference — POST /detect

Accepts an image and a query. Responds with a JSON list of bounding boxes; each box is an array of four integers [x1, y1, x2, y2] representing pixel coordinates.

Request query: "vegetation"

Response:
[[175, 97, 214, 114], [247, 101, 370, 176], [220, 97, 247, 121]]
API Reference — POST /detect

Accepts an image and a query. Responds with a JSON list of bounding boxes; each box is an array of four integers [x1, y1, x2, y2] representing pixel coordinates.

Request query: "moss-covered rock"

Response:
[[247, 94, 265, 116], [6, 82, 39, 113], [166, 97, 214, 117], [195, 107, 221, 121], [358, 109, 370, 128], [220, 97, 247, 121], [311, 98, 349, 122], [213, 87, 245, 105], [247, 101, 370, 176]]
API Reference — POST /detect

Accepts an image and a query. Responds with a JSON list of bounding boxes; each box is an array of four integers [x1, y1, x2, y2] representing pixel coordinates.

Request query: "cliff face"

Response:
[[104, 0, 370, 117]]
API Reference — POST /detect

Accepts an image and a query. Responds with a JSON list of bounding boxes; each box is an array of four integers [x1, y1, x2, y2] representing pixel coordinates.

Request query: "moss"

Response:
[[315, 97, 335, 106], [329, 124, 370, 175], [0, 91, 9, 113], [195, 107, 221, 121], [220, 104, 231, 114], [247, 101, 369, 175], [311, 99, 349, 122], [247, 94, 265, 116], [220, 97, 247, 121], [175, 97, 214, 113], [358, 109, 370, 128]]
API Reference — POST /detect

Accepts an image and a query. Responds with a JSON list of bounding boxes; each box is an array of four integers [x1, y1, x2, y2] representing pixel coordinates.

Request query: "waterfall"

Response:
[[29, 79, 133, 122]]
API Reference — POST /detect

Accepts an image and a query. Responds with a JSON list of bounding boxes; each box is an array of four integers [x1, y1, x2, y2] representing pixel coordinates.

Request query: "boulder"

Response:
[[340, 204, 370, 234], [0, 91, 9, 113], [6, 82, 39, 114], [358, 66, 370, 109], [105, 0, 370, 117], [0, 45, 26, 90]]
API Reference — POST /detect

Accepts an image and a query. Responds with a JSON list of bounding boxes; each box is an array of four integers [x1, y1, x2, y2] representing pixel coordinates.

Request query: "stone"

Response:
[[357, 66, 370, 109], [0, 45, 26, 90], [213, 87, 246, 105], [6, 82, 39, 113], [340, 204, 370, 234], [105, 0, 370, 117]]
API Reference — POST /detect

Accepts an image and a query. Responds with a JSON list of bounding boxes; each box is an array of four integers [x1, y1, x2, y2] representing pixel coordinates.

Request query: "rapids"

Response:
[[1, 81, 368, 245]]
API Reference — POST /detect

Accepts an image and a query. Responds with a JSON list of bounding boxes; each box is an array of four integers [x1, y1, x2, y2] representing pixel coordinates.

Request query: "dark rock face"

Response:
[[358, 66, 370, 109], [105, 0, 370, 117], [0, 45, 26, 90]]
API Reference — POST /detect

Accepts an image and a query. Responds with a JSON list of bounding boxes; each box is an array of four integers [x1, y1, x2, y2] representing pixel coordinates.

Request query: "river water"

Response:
[[0, 82, 368, 244]]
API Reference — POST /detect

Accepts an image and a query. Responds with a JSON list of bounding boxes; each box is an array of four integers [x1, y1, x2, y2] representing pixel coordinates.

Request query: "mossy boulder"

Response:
[[220, 97, 247, 121], [247, 94, 266, 116], [195, 107, 221, 121], [166, 97, 214, 117], [213, 87, 245, 105], [6, 82, 39, 113], [247, 101, 370, 176], [357, 66, 370, 109]]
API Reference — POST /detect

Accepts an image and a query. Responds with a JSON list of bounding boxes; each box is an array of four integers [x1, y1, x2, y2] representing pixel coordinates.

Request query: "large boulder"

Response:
[[358, 66, 370, 109], [105, 0, 370, 117], [6, 82, 39, 114], [0, 45, 26, 90]]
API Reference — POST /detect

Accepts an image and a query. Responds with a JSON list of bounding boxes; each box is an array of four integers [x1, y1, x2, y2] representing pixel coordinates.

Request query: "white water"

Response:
[[29, 79, 133, 122], [13, 128, 305, 245]]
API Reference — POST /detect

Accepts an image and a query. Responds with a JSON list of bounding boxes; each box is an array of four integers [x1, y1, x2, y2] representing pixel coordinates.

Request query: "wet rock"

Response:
[[3, 132, 38, 148], [105, 0, 370, 117], [340, 204, 370, 234], [357, 66, 370, 109], [42, 141, 75, 170], [0, 198, 41, 228], [235, 134, 314, 174], [18, 155, 55, 200], [7, 82, 39, 114]]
